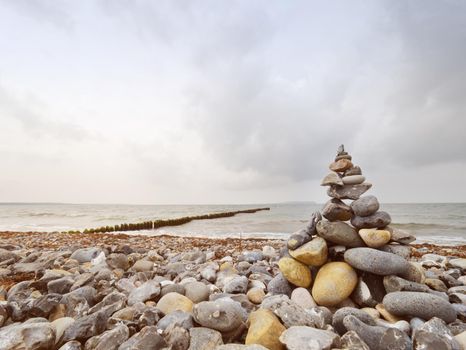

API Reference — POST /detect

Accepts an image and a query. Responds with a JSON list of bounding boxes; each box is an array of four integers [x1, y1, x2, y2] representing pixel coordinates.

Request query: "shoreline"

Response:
[[1, 229, 465, 348], [0, 230, 465, 258]]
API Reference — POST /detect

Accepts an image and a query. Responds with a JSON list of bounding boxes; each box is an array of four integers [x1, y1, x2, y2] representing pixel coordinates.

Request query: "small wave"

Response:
[[18, 212, 87, 218], [94, 215, 129, 221], [391, 222, 460, 230], [24, 212, 56, 217]]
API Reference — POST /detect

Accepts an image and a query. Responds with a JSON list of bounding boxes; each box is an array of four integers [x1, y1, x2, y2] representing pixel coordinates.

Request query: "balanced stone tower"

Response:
[[276, 145, 462, 349]]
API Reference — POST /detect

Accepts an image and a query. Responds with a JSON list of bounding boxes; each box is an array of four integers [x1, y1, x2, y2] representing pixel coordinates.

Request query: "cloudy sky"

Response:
[[1, 0, 465, 204]]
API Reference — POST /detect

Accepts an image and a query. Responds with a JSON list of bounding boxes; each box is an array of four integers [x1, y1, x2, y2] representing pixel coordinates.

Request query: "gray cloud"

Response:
[[376, 0, 466, 167], [183, 0, 466, 182], [1, 0, 466, 203], [0, 0, 73, 29], [0, 84, 93, 141]]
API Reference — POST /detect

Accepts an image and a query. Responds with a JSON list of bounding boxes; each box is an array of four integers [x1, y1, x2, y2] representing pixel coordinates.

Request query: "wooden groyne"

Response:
[[65, 207, 270, 234]]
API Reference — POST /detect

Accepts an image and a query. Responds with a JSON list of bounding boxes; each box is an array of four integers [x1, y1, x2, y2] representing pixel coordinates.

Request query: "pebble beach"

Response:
[[1, 147, 466, 350]]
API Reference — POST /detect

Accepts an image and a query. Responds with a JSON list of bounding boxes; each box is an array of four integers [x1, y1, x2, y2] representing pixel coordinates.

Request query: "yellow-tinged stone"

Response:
[[329, 159, 353, 172], [312, 262, 358, 307], [31, 290, 42, 298], [219, 262, 238, 274], [376, 304, 403, 323], [156, 292, 193, 315], [112, 307, 136, 321], [289, 237, 328, 266], [401, 262, 425, 284], [454, 331, 466, 350], [361, 307, 380, 320], [278, 257, 312, 288], [49, 304, 66, 321], [425, 278, 448, 292], [247, 287, 266, 304], [81, 262, 92, 270], [246, 309, 285, 350], [358, 229, 391, 248]]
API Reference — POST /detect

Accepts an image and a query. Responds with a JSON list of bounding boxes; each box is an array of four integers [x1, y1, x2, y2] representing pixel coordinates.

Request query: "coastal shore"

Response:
[[0, 230, 465, 258], [0, 230, 465, 349]]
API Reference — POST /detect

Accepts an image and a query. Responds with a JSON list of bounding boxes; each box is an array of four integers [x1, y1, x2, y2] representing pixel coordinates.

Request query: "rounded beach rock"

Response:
[[278, 257, 312, 288], [321, 199, 352, 222], [289, 237, 328, 267], [193, 299, 246, 332], [342, 175, 365, 185], [344, 248, 410, 276], [383, 292, 457, 323], [312, 262, 358, 307], [358, 229, 391, 248], [184, 281, 210, 303], [316, 221, 365, 248], [245, 309, 286, 350], [156, 292, 194, 315], [351, 211, 391, 229], [350, 195, 379, 217]]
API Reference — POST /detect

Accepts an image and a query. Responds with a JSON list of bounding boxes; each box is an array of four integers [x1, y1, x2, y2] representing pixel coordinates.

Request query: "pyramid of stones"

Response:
[[276, 145, 463, 348]]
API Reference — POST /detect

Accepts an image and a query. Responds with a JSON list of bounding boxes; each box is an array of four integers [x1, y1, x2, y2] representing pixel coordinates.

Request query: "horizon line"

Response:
[[1, 201, 465, 206]]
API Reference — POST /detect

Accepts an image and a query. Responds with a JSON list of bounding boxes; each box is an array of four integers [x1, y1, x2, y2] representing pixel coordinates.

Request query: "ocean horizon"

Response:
[[1, 202, 465, 245]]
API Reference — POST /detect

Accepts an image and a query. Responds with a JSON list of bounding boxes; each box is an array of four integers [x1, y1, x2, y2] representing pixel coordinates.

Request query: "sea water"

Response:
[[0, 202, 465, 245]]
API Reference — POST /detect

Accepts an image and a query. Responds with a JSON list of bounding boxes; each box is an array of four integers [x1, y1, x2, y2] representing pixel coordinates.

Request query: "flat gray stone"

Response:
[[344, 248, 410, 275], [351, 211, 391, 229], [193, 298, 246, 332], [317, 221, 365, 248], [342, 175, 365, 185], [383, 292, 457, 323], [127, 280, 160, 306], [70, 248, 103, 263], [279, 325, 341, 350], [260, 295, 317, 328], [327, 183, 372, 200]]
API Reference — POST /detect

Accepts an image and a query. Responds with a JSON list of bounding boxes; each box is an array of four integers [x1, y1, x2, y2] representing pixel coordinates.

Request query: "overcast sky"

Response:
[[1, 0, 465, 204]]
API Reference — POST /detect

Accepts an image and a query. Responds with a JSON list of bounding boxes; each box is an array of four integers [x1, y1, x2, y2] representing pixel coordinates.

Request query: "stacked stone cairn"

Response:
[[273, 145, 466, 350]]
